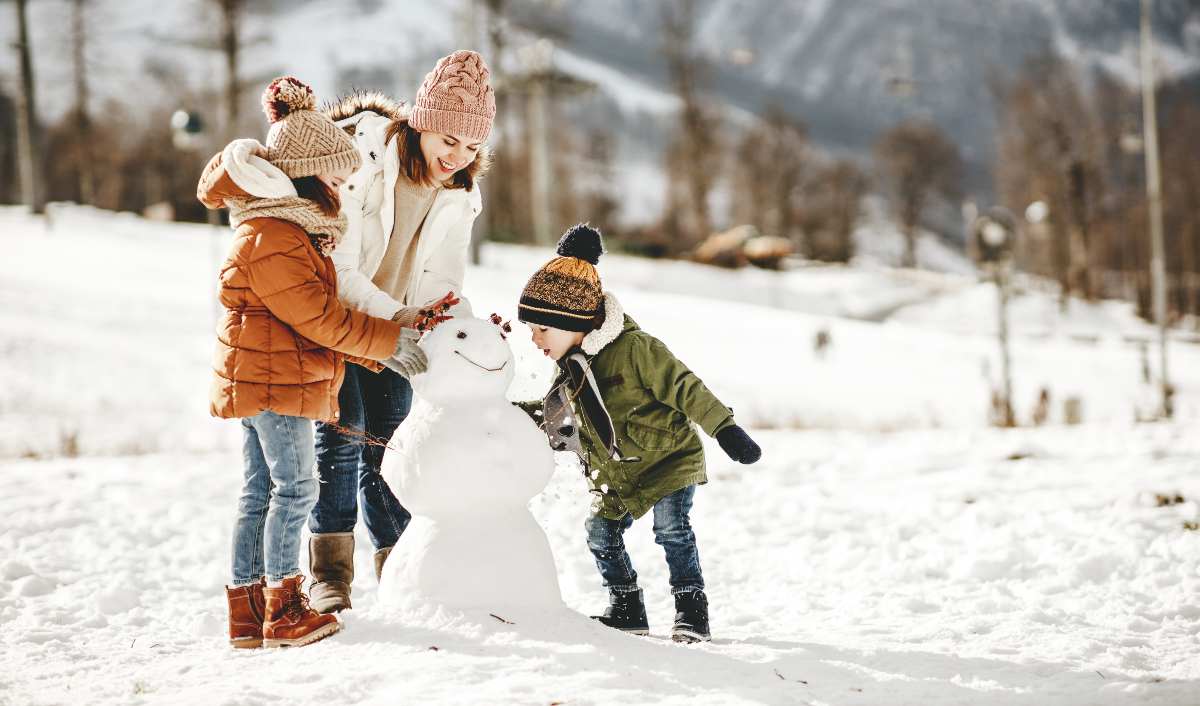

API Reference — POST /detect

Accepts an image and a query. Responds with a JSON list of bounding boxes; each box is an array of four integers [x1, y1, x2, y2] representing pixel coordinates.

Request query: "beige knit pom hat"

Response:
[[260, 76, 362, 178], [410, 50, 496, 142]]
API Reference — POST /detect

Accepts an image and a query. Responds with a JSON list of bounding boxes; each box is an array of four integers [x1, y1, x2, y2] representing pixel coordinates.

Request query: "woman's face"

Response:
[[316, 164, 354, 191], [418, 131, 482, 182], [528, 323, 585, 361]]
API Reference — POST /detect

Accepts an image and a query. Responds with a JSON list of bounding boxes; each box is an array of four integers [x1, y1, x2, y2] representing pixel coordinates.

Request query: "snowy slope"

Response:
[[3, 205, 1200, 705], [3, 418, 1199, 704], [3, 204, 1200, 460]]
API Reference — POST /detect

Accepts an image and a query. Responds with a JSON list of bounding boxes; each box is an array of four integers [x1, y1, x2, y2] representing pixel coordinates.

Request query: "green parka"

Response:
[[520, 293, 734, 519]]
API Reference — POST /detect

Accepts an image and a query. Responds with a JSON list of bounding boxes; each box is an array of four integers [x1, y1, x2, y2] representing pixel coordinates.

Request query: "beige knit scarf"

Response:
[[227, 197, 348, 257]]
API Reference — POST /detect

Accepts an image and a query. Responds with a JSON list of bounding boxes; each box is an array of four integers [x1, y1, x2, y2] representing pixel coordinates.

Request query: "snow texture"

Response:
[[1, 205, 1198, 705]]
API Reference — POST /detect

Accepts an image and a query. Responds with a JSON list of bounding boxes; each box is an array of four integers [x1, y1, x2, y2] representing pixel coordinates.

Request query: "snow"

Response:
[[3, 204, 1200, 705]]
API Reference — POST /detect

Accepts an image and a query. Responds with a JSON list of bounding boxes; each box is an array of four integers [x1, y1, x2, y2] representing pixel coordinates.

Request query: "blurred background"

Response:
[[3, 0, 1200, 443]]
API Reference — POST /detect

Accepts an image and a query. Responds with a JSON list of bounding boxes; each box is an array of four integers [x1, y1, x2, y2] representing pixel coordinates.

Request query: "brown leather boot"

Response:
[[262, 575, 341, 648], [226, 579, 266, 649], [373, 545, 393, 583]]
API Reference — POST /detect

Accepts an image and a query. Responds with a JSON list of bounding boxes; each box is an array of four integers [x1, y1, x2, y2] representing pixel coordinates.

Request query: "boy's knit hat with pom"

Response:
[[261, 76, 361, 178], [518, 223, 606, 332]]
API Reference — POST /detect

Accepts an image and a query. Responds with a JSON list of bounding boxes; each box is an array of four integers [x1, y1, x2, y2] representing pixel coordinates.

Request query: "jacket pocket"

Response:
[[625, 419, 679, 452]]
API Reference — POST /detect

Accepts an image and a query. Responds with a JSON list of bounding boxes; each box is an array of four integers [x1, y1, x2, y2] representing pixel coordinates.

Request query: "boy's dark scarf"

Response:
[[543, 349, 627, 463]]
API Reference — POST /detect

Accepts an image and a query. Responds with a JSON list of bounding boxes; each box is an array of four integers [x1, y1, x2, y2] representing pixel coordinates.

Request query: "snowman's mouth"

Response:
[[454, 350, 507, 372]]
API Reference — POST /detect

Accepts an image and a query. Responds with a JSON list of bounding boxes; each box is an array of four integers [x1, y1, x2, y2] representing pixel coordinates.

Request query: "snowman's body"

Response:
[[380, 317, 562, 610]]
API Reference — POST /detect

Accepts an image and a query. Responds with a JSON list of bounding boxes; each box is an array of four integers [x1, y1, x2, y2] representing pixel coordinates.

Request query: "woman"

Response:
[[307, 50, 495, 613], [198, 76, 428, 648]]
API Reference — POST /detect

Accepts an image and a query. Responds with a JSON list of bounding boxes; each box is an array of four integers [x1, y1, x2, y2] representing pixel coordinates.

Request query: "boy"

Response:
[[516, 224, 761, 643]]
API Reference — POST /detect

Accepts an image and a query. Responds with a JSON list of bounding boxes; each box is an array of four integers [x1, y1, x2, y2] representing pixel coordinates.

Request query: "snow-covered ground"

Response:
[[3, 205, 1199, 705]]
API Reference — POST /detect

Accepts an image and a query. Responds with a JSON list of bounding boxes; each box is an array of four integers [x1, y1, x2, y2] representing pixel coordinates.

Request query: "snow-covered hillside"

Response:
[[2, 204, 1199, 459], [2, 205, 1199, 705]]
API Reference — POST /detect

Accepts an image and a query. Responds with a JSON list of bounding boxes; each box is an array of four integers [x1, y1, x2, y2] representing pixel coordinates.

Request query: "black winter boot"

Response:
[[591, 588, 649, 635], [672, 590, 710, 643]]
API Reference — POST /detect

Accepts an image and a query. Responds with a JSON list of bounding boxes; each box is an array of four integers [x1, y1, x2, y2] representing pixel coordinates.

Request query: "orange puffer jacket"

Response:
[[198, 151, 402, 421]]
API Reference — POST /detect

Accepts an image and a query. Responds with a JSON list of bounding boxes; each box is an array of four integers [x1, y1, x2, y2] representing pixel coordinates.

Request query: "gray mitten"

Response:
[[383, 328, 428, 378]]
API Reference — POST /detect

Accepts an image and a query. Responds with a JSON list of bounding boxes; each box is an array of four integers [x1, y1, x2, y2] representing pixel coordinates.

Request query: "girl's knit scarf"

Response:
[[221, 139, 348, 256]]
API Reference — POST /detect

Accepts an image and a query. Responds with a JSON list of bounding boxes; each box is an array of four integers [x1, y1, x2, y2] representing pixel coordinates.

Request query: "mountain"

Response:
[[502, 0, 1200, 194], [2, 0, 1196, 228]]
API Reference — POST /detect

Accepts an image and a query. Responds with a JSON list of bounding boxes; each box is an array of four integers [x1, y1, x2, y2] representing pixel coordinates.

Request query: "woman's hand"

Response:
[[405, 290, 456, 331]]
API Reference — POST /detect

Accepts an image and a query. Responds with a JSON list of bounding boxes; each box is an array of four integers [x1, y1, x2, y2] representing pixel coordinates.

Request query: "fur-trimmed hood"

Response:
[[323, 91, 408, 125], [582, 292, 625, 356]]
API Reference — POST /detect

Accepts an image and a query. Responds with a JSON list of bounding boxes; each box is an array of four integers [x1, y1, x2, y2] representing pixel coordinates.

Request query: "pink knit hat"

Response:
[[409, 50, 496, 142]]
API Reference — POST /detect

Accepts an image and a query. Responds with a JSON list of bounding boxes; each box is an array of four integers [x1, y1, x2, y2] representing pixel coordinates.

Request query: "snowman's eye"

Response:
[[456, 331, 467, 339]]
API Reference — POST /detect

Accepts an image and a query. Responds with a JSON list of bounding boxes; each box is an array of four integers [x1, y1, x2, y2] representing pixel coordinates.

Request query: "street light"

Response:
[[170, 110, 205, 151], [170, 110, 218, 229], [1024, 200, 1048, 225], [973, 207, 1019, 427], [171, 109, 222, 328]]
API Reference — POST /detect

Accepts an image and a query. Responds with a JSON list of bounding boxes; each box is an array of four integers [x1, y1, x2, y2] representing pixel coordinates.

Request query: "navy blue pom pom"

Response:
[[556, 223, 605, 265]]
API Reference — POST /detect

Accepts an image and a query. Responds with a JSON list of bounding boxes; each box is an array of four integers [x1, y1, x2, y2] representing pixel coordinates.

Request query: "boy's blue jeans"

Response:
[[584, 485, 704, 596], [231, 410, 319, 586], [309, 364, 412, 550]]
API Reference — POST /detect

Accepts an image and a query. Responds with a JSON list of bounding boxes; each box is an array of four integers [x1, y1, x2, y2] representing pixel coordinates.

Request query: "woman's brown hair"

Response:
[[292, 176, 340, 216], [383, 119, 489, 190]]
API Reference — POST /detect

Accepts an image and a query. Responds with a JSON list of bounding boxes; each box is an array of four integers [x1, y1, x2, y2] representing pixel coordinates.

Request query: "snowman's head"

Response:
[[411, 315, 516, 404]]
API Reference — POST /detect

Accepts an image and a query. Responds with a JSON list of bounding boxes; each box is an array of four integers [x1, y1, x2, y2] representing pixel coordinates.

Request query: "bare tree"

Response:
[[873, 120, 962, 269], [13, 0, 46, 214], [212, 0, 243, 139], [799, 159, 869, 263], [734, 106, 809, 243], [576, 128, 620, 235], [994, 53, 1105, 305], [1161, 94, 1200, 322], [660, 0, 722, 249], [470, 0, 509, 262], [70, 0, 94, 204], [0, 89, 17, 203]]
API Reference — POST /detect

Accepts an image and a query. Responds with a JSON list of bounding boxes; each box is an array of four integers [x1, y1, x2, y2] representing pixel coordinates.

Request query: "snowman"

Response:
[[378, 314, 562, 611]]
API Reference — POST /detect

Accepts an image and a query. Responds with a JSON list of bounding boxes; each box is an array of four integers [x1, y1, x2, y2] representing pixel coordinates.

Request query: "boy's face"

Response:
[[527, 323, 585, 361]]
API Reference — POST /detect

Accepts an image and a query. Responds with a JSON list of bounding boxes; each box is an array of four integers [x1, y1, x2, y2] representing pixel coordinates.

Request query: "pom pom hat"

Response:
[[410, 50, 496, 142], [518, 224, 607, 333], [260, 76, 361, 178]]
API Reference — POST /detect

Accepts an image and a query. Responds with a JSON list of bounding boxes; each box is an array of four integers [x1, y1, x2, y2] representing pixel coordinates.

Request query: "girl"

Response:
[[305, 50, 495, 613], [197, 76, 428, 648]]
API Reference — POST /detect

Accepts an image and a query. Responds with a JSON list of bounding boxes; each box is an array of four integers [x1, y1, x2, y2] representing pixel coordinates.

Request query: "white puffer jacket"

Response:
[[331, 108, 482, 319]]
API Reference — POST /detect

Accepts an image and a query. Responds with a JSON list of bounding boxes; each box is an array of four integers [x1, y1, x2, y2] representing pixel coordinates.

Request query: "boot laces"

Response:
[[284, 587, 312, 619]]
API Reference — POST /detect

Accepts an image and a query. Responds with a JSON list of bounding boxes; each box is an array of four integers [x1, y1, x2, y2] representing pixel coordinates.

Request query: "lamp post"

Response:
[[974, 207, 1019, 427], [1139, 0, 1171, 419], [172, 109, 223, 327], [171, 110, 219, 228]]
